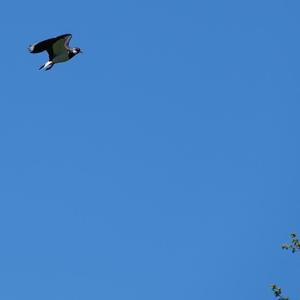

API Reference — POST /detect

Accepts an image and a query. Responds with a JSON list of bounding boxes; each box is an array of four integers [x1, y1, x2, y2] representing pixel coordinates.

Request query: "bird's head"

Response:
[[73, 47, 82, 54]]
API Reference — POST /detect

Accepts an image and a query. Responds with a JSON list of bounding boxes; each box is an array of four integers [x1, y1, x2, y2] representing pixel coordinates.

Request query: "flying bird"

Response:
[[28, 34, 82, 70]]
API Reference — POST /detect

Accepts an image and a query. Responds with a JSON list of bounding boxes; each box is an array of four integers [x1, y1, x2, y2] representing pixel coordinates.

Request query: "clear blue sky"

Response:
[[0, 1, 299, 299]]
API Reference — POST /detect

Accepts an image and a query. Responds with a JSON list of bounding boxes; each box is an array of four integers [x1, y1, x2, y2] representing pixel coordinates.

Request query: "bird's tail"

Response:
[[39, 61, 54, 71]]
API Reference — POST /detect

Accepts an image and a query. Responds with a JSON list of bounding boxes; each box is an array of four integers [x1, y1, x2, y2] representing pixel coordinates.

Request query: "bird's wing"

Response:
[[63, 34, 72, 48], [52, 34, 72, 54], [28, 34, 72, 60], [29, 37, 56, 56]]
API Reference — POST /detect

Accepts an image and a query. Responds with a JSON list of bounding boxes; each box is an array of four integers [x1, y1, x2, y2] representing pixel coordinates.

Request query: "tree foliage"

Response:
[[271, 284, 289, 300], [271, 233, 299, 300], [281, 233, 300, 253]]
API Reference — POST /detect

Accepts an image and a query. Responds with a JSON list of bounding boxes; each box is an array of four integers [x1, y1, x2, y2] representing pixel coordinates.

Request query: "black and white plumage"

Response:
[[28, 34, 82, 70]]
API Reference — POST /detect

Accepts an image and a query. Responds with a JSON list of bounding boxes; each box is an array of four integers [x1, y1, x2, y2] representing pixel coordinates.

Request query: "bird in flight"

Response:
[[28, 34, 82, 71]]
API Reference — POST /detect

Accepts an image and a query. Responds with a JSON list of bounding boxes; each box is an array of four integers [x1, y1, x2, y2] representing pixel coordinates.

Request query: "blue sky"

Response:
[[0, 0, 300, 299]]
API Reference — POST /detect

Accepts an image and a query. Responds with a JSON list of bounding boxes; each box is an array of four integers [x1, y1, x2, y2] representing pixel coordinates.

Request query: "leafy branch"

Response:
[[271, 233, 300, 300], [271, 284, 289, 300], [281, 233, 300, 253]]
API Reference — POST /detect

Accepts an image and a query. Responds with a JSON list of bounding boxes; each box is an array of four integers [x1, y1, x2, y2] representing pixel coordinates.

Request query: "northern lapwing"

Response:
[[28, 34, 82, 71]]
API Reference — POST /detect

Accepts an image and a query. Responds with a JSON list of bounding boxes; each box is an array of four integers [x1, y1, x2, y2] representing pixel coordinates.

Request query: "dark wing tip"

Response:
[[28, 44, 35, 53], [56, 33, 72, 39]]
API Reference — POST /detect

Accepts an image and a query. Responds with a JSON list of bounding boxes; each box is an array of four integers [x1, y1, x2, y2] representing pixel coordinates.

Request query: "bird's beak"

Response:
[[80, 50, 83, 53]]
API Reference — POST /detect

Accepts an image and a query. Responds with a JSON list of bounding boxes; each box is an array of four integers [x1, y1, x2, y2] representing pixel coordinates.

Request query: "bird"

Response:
[[28, 34, 82, 71]]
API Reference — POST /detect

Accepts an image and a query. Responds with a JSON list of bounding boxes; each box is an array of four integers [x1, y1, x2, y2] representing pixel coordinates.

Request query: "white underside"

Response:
[[43, 61, 53, 69], [41, 52, 69, 70]]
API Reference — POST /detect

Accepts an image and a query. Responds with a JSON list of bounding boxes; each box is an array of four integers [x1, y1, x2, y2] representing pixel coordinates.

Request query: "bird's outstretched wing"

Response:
[[28, 34, 72, 60], [52, 34, 72, 55]]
